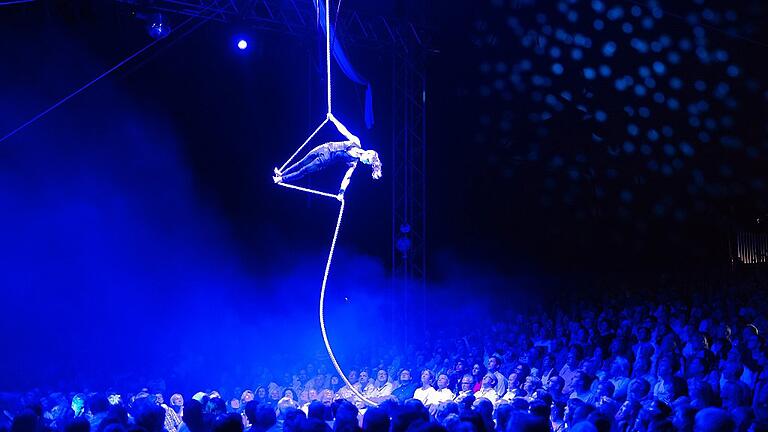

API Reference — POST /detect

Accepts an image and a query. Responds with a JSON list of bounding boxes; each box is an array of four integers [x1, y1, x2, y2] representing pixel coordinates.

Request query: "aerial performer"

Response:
[[273, 114, 382, 199]]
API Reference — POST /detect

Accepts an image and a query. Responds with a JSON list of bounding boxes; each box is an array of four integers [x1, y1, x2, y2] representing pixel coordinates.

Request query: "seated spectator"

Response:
[[245, 401, 276, 432], [731, 407, 754, 432], [509, 397, 529, 412], [569, 371, 595, 404], [474, 373, 498, 405], [721, 380, 750, 412], [283, 409, 306, 432], [632, 356, 657, 389], [528, 389, 552, 407], [586, 411, 612, 432], [361, 407, 389, 432], [426, 374, 455, 413], [336, 371, 359, 402], [470, 364, 486, 393], [448, 360, 468, 393], [633, 400, 671, 432], [672, 403, 696, 432], [169, 394, 184, 418], [539, 353, 557, 389], [413, 370, 437, 406], [560, 346, 584, 394], [470, 398, 494, 432], [453, 375, 474, 403], [319, 390, 334, 407], [434, 401, 459, 425], [550, 401, 566, 432], [391, 400, 428, 432], [131, 396, 165, 432], [368, 370, 393, 403], [593, 380, 616, 410], [63, 417, 90, 432], [607, 357, 630, 401], [528, 399, 550, 421], [653, 356, 687, 405], [521, 377, 542, 401], [494, 404, 512, 432], [254, 388, 267, 405], [283, 390, 297, 403], [686, 353, 719, 395], [693, 407, 735, 432], [214, 413, 244, 432], [307, 401, 328, 423], [487, 355, 507, 398], [502, 371, 522, 401], [352, 372, 374, 400], [87, 393, 110, 432], [241, 391, 255, 406], [11, 410, 41, 432], [267, 388, 281, 410], [545, 375, 568, 404], [391, 369, 418, 403]]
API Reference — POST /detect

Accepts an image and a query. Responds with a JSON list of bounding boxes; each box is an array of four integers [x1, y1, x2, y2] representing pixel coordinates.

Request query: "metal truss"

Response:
[[114, 0, 428, 50], [391, 45, 427, 347]]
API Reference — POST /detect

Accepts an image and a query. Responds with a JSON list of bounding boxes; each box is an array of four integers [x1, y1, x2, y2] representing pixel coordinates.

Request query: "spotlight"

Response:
[[147, 13, 171, 39], [135, 12, 171, 39], [237, 39, 248, 50]]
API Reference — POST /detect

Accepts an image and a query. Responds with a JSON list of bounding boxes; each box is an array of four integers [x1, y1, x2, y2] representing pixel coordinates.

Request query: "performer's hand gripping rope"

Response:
[[271, 0, 381, 407]]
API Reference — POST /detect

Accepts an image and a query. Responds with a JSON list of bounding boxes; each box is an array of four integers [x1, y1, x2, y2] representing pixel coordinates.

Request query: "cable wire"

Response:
[[0, 2, 220, 145]]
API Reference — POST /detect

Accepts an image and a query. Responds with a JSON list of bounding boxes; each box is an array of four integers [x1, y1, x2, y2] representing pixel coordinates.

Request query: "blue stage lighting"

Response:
[[147, 13, 171, 39], [135, 12, 171, 39], [237, 39, 248, 50]]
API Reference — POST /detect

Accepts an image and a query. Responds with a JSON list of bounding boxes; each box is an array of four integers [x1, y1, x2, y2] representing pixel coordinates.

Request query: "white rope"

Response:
[[279, 118, 329, 173], [326, 0, 332, 115], [277, 182, 338, 199], [319, 198, 378, 407]]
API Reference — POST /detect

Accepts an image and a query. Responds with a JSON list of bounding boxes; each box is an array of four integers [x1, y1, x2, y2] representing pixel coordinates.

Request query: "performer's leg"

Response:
[[281, 147, 330, 183], [281, 148, 320, 177]]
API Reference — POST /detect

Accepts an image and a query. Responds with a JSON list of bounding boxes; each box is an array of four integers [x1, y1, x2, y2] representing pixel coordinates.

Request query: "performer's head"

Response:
[[360, 150, 382, 179]]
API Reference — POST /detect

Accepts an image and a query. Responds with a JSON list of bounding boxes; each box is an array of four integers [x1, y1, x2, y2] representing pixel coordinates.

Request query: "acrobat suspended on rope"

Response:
[[273, 114, 382, 199]]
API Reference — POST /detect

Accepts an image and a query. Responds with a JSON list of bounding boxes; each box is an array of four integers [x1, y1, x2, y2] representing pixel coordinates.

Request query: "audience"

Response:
[[3, 274, 768, 432]]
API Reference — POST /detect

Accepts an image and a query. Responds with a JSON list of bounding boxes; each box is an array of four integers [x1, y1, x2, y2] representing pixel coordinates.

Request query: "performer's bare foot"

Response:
[[274, 167, 281, 176], [273, 175, 282, 184]]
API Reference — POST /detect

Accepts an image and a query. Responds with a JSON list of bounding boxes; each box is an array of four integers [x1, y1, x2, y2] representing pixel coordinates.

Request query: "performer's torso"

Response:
[[326, 141, 359, 163]]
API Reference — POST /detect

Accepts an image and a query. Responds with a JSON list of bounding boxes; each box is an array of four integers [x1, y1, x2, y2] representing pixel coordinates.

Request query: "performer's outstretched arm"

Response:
[[337, 161, 358, 201], [328, 113, 360, 145]]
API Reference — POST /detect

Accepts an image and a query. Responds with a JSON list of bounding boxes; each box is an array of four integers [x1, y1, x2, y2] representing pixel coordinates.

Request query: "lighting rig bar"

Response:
[[114, 0, 428, 50]]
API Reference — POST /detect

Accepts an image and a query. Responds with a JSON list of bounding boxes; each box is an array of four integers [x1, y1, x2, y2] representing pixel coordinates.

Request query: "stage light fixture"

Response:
[[134, 12, 171, 39], [147, 13, 171, 39], [237, 39, 248, 50]]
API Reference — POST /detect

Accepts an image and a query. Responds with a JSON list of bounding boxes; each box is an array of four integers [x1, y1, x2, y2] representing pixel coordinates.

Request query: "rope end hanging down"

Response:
[[318, 198, 379, 407], [326, 0, 332, 116]]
